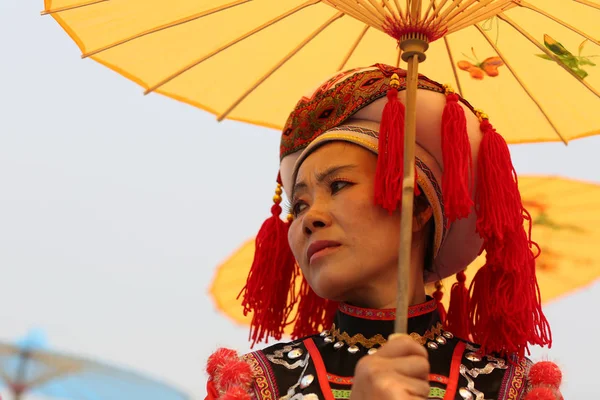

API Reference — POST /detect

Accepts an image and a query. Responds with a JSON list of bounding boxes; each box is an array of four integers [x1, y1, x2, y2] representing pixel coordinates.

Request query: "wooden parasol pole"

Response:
[[394, 31, 429, 334]]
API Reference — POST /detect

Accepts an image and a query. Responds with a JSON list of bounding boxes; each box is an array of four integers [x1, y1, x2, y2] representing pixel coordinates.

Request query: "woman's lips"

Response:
[[307, 240, 341, 264]]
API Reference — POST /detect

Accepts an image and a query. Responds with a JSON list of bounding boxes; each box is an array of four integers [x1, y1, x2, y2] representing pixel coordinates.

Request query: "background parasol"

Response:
[[209, 175, 600, 333], [0, 329, 190, 400], [43, 0, 600, 331]]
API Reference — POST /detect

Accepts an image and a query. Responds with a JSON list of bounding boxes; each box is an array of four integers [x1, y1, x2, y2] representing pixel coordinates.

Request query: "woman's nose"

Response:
[[302, 208, 332, 236]]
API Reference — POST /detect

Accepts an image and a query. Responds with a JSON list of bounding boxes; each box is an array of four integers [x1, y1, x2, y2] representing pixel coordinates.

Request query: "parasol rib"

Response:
[[499, 14, 600, 100], [144, 0, 321, 95], [337, 25, 371, 71], [447, 1, 515, 34], [443, 36, 463, 96], [41, 0, 107, 15], [26, 365, 84, 391], [332, 0, 385, 26], [217, 12, 346, 121], [518, 1, 600, 47], [574, 0, 600, 10], [475, 25, 568, 144], [82, 0, 251, 58]]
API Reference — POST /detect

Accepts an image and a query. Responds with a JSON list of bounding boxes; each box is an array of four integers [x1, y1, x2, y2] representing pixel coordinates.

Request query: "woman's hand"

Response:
[[350, 334, 430, 400]]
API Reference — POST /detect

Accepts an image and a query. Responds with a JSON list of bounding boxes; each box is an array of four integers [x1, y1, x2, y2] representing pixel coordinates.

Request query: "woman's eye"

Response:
[[292, 201, 308, 216], [331, 180, 350, 194]]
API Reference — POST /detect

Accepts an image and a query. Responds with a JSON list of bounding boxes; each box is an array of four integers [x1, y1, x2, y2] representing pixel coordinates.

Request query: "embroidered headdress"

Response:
[[239, 63, 551, 358]]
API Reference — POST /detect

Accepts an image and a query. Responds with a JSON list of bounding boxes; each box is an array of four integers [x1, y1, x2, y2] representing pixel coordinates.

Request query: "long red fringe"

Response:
[[441, 92, 473, 222], [471, 118, 552, 357], [291, 276, 338, 339], [374, 86, 406, 213], [238, 178, 298, 347], [446, 271, 470, 339]]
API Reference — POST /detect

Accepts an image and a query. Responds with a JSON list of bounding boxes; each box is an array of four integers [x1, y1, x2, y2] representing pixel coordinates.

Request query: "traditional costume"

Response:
[[205, 65, 563, 400]]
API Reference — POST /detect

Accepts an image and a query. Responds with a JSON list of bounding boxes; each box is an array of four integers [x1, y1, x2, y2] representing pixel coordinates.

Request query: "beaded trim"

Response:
[[338, 298, 437, 321]]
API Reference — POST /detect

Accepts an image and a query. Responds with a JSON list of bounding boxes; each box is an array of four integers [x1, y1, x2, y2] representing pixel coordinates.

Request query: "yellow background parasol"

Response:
[[43, 0, 599, 144], [209, 176, 600, 332]]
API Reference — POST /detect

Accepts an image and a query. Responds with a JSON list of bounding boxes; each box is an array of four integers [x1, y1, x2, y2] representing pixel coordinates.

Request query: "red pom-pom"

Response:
[[525, 386, 560, 400], [528, 361, 562, 389], [207, 348, 239, 378], [219, 360, 254, 391], [221, 386, 252, 400]]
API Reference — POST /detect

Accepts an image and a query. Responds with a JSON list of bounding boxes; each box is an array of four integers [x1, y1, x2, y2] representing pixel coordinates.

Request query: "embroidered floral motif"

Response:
[[327, 373, 353, 386], [280, 65, 446, 159]]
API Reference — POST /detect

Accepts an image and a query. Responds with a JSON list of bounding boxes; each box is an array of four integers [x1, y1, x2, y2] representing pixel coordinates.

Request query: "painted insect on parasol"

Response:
[[42, 0, 599, 332]]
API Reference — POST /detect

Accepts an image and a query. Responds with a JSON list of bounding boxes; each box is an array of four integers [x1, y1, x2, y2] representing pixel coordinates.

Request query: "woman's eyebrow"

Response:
[[292, 164, 357, 200]]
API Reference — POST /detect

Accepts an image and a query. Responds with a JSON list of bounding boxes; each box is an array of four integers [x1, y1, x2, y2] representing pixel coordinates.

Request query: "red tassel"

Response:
[[441, 91, 473, 222], [446, 271, 470, 339], [238, 175, 298, 347], [291, 276, 338, 339], [470, 115, 551, 357], [432, 281, 447, 324], [374, 74, 406, 213]]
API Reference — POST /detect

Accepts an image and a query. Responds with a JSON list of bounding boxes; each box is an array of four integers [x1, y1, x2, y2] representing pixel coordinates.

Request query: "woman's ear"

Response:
[[412, 196, 433, 233]]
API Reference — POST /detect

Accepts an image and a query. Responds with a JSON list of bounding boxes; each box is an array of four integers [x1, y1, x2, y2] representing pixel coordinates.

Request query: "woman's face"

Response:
[[288, 142, 412, 306]]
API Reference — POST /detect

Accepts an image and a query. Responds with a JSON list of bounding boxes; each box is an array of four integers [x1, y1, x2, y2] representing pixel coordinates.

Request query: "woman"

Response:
[[205, 65, 562, 400]]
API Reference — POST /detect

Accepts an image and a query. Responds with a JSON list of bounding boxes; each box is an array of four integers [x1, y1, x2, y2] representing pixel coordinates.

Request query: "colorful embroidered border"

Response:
[[241, 351, 279, 399], [416, 158, 448, 242], [280, 64, 445, 159], [327, 373, 353, 386], [429, 387, 446, 399], [331, 389, 352, 399], [498, 355, 531, 400], [429, 374, 450, 385], [338, 299, 437, 320]]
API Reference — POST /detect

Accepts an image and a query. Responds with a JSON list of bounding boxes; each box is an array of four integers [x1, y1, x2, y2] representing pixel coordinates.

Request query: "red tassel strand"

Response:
[[375, 73, 406, 213], [441, 90, 473, 222], [291, 276, 338, 339], [446, 271, 470, 339], [470, 115, 551, 357], [206, 348, 254, 399], [239, 175, 298, 347], [432, 281, 447, 324]]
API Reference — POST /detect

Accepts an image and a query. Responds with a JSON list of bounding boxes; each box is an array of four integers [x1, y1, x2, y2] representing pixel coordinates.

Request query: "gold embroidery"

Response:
[[409, 322, 444, 345], [331, 322, 447, 348], [331, 324, 387, 349], [242, 353, 274, 400], [506, 357, 528, 400]]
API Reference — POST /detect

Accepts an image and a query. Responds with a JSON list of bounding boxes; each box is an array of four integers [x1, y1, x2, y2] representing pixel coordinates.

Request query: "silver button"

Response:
[[287, 348, 303, 359], [436, 336, 447, 345], [443, 331, 454, 339], [320, 330, 330, 337], [333, 341, 344, 349], [466, 352, 482, 362], [427, 341, 439, 350], [324, 336, 334, 343], [347, 345, 359, 354], [300, 374, 314, 388], [368, 348, 378, 355], [459, 387, 474, 399]]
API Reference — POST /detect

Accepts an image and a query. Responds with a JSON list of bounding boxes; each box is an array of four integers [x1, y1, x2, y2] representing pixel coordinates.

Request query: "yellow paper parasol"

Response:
[[44, 0, 599, 332], [210, 176, 600, 332], [42, 1, 599, 144]]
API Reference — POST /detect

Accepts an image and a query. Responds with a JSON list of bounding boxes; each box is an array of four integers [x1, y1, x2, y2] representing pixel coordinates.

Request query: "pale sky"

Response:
[[1, 1, 599, 399]]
